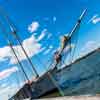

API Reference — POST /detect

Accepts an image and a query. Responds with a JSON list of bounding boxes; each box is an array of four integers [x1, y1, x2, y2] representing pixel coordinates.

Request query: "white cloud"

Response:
[[37, 29, 47, 42], [0, 83, 7, 88], [28, 21, 39, 33], [88, 14, 98, 23], [53, 16, 56, 22], [0, 46, 13, 63], [92, 17, 100, 24], [43, 49, 51, 55], [80, 41, 100, 57], [0, 67, 18, 80], [43, 45, 53, 55], [23, 34, 42, 56], [47, 32, 52, 39], [0, 85, 18, 100], [0, 34, 45, 64], [0, 47, 11, 58], [88, 14, 100, 24]]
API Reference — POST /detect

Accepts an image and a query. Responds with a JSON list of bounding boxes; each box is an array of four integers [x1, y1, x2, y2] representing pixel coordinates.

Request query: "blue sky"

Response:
[[0, 0, 100, 99]]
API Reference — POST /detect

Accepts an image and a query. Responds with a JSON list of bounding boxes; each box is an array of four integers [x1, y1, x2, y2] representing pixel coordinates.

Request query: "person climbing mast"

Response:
[[53, 35, 70, 69]]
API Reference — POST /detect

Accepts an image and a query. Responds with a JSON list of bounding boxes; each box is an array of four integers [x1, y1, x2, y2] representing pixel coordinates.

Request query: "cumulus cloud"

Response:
[[0, 67, 18, 80], [88, 14, 100, 24], [0, 34, 44, 64], [28, 21, 39, 33], [37, 29, 47, 42], [22, 34, 43, 56], [80, 41, 100, 57]]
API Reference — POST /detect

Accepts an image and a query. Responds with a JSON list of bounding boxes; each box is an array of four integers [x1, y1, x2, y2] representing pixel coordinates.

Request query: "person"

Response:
[[53, 35, 69, 68], [54, 50, 62, 64], [59, 35, 69, 54]]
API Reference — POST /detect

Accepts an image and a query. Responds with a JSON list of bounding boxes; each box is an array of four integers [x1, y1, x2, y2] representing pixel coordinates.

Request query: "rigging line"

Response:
[[14, 40, 37, 78], [40, 64, 65, 96], [0, 7, 39, 78], [12, 33, 39, 78], [10, 24, 39, 78], [27, 45, 53, 71], [36, 10, 87, 95], [25, 39, 65, 96], [13, 58, 22, 89], [8, 40, 30, 83], [69, 9, 87, 38], [0, 24, 33, 98], [0, 7, 64, 95], [0, 22, 30, 83], [58, 9, 87, 66], [50, 9, 87, 69], [23, 47, 44, 74], [68, 11, 87, 65], [47, 72, 65, 96], [15, 52, 26, 82], [60, 9, 87, 55], [27, 47, 65, 96], [9, 44, 26, 86], [47, 56, 54, 70], [16, 69, 23, 89], [69, 25, 80, 65], [15, 45, 34, 82]]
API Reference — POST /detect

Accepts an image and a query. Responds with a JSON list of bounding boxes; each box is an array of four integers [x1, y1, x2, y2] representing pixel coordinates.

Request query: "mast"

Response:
[[0, 22, 30, 83], [0, 8, 39, 78], [53, 9, 87, 69], [8, 41, 30, 82], [60, 9, 87, 54], [68, 9, 87, 43], [9, 28, 39, 78]]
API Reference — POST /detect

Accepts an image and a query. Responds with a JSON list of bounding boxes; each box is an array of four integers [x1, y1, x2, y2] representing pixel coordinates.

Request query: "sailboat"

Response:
[[0, 8, 100, 100]]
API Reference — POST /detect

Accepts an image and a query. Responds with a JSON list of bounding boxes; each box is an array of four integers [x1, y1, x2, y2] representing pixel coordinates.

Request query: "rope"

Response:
[[26, 46, 65, 96], [0, 21, 30, 81], [69, 25, 80, 65]]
